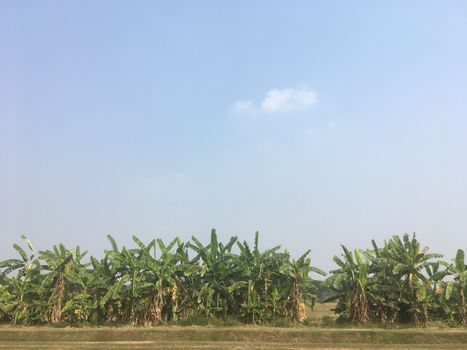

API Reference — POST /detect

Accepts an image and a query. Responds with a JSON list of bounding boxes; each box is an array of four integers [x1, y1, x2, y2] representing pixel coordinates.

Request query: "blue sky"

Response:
[[1, 1, 466, 271]]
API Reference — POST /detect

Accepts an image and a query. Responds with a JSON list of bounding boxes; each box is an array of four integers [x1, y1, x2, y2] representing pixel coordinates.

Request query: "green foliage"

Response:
[[2, 231, 464, 328], [326, 233, 466, 327], [443, 249, 467, 326], [0, 230, 323, 326]]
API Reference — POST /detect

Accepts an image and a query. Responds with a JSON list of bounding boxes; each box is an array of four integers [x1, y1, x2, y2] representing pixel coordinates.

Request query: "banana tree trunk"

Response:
[[50, 276, 64, 324], [144, 292, 163, 326], [406, 273, 420, 325], [350, 285, 369, 324], [459, 287, 466, 327], [292, 282, 300, 322]]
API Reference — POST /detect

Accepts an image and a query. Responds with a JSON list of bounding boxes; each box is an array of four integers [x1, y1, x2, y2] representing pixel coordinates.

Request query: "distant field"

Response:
[[308, 302, 337, 324]]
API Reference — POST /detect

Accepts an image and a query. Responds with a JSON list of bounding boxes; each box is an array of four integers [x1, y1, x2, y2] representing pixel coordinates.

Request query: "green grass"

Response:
[[306, 302, 338, 327], [310, 302, 337, 319]]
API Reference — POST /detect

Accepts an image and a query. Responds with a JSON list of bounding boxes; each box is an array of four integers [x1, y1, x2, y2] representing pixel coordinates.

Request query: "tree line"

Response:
[[0, 230, 465, 327]]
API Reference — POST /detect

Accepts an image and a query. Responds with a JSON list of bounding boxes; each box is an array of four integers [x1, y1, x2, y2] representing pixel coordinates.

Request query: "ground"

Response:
[[0, 304, 466, 349], [1, 327, 466, 349]]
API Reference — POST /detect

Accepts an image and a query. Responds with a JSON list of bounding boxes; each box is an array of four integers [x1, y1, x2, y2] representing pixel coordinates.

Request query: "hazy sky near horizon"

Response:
[[1, 1, 467, 271]]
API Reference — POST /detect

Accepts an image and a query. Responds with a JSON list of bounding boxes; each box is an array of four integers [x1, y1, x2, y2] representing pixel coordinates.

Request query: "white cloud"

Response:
[[232, 87, 317, 115], [261, 88, 317, 112], [233, 99, 254, 113]]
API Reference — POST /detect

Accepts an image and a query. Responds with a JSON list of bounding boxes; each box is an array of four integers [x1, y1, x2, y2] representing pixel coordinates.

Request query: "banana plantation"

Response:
[[0, 230, 323, 326], [0, 231, 465, 327]]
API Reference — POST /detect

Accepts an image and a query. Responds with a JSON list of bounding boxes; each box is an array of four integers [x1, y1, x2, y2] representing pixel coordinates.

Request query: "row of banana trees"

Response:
[[325, 234, 466, 327], [0, 230, 324, 326], [0, 231, 465, 327]]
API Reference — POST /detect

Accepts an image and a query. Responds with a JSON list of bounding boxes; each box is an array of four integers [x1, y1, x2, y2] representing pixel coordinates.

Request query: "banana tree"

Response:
[[235, 231, 282, 324], [171, 239, 201, 320], [143, 237, 187, 325], [0, 235, 37, 278], [384, 234, 442, 326], [325, 246, 371, 324], [445, 249, 467, 326], [189, 229, 244, 318], [424, 261, 450, 320], [39, 244, 87, 324], [279, 249, 325, 323], [367, 239, 401, 323], [105, 235, 155, 325], [0, 236, 42, 324], [86, 254, 120, 323]]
